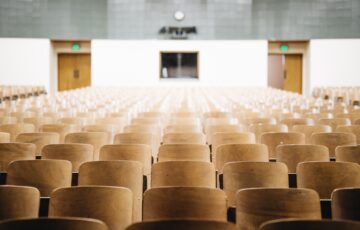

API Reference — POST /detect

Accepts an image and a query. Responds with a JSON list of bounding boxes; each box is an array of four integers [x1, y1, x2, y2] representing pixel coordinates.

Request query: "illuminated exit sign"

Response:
[[280, 44, 289, 52], [72, 43, 80, 51]]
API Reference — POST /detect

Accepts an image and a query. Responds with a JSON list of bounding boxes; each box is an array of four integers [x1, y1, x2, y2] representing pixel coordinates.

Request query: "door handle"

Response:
[[73, 69, 80, 79]]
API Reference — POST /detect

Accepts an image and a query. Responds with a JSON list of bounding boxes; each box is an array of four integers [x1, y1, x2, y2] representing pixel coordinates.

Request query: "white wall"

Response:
[[0, 38, 51, 90], [310, 39, 360, 89], [92, 40, 268, 87]]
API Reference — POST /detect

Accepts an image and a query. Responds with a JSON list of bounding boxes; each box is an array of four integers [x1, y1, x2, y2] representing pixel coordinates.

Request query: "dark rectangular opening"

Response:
[[160, 52, 199, 79]]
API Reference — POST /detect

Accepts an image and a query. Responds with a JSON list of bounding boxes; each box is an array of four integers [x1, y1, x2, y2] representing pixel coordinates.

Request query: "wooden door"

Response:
[[58, 54, 91, 91], [284, 54, 302, 94], [267, 54, 284, 90]]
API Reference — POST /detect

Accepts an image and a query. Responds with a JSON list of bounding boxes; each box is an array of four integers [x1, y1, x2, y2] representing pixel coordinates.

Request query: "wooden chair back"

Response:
[[297, 162, 360, 199], [7, 159, 72, 196]]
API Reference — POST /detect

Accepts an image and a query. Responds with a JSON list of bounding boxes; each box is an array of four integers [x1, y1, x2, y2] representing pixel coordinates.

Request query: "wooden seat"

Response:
[[6, 159, 72, 196], [0, 123, 35, 141], [276, 144, 330, 173], [39, 124, 76, 143], [0, 217, 108, 230], [336, 125, 360, 144], [259, 219, 360, 230], [318, 118, 351, 130], [292, 125, 332, 144], [335, 145, 360, 164], [114, 133, 156, 158], [58, 117, 87, 127], [83, 124, 116, 143], [215, 144, 269, 172], [41, 144, 94, 172], [212, 132, 256, 163], [236, 188, 321, 230], [297, 162, 360, 199], [280, 118, 315, 130], [65, 132, 110, 160], [99, 144, 151, 179], [260, 132, 305, 159], [15, 132, 60, 156], [78, 161, 143, 222], [311, 132, 356, 157], [0, 143, 36, 171], [143, 187, 227, 221], [332, 187, 360, 221], [248, 124, 288, 143], [151, 161, 215, 188], [0, 132, 10, 143], [0, 185, 40, 220], [240, 117, 276, 126], [125, 220, 236, 230], [158, 144, 210, 162], [223, 162, 288, 207], [164, 125, 202, 134], [162, 133, 206, 145], [23, 117, 54, 131], [0, 116, 17, 125], [49, 186, 133, 230], [206, 124, 246, 145], [95, 117, 125, 134]]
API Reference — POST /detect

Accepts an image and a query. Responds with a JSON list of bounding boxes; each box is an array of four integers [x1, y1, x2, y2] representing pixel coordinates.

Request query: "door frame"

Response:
[[268, 41, 309, 96], [50, 40, 91, 95]]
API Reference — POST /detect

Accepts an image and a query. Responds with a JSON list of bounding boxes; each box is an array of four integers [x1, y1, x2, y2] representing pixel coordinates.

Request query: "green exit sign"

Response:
[[72, 43, 80, 51], [280, 44, 289, 52]]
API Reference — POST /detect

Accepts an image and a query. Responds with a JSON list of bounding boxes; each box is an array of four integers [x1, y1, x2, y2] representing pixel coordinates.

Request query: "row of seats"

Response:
[[0, 85, 46, 101], [0, 87, 359, 230]]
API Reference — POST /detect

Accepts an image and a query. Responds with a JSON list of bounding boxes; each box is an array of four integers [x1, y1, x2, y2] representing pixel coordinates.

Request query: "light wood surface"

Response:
[[42, 143, 94, 172], [224, 162, 288, 207], [162, 133, 206, 145], [215, 144, 269, 172], [0, 185, 40, 220], [0, 123, 35, 142], [212, 132, 256, 163], [0, 132, 10, 143], [206, 124, 246, 144], [260, 132, 305, 158], [311, 132, 356, 157], [114, 133, 155, 158], [332, 188, 360, 221], [7, 159, 72, 197], [236, 188, 321, 230], [248, 124, 288, 143], [49, 186, 133, 230], [158, 144, 210, 162], [164, 125, 202, 134], [58, 53, 91, 91], [0, 143, 36, 171], [125, 220, 236, 230], [99, 144, 151, 177], [260, 219, 360, 230], [78, 161, 143, 222], [151, 161, 215, 188], [15, 132, 60, 156], [39, 124, 75, 143], [276, 144, 330, 173], [337, 125, 360, 144], [292, 125, 332, 144], [280, 118, 314, 130], [65, 132, 110, 160], [143, 187, 227, 221], [318, 118, 351, 131], [335, 145, 360, 164], [0, 217, 108, 230], [297, 162, 360, 199], [284, 54, 302, 94]]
